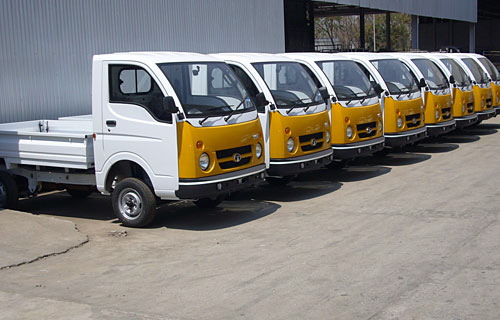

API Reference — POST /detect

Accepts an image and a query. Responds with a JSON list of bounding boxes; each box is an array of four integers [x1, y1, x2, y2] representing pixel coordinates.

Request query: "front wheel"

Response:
[[112, 178, 157, 227], [0, 171, 19, 209]]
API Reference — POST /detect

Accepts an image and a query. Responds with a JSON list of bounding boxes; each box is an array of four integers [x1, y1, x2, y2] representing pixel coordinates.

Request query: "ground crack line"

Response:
[[0, 224, 89, 271]]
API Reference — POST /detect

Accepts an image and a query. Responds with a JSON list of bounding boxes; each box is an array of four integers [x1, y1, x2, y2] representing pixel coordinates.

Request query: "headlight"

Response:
[[199, 153, 210, 171], [287, 137, 294, 152], [397, 117, 403, 128], [346, 126, 353, 138], [255, 143, 262, 159], [378, 121, 383, 131], [325, 131, 331, 143], [435, 110, 440, 120]]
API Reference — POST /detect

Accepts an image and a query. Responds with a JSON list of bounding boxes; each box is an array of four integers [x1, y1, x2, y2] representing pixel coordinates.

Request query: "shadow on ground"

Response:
[[152, 199, 280, 231], [361, 152, 432, 166]]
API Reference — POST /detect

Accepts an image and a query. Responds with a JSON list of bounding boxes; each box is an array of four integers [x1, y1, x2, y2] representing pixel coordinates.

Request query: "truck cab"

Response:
[[0, 52, 267, 227], [283, 52, 385, 161], [445, 53, 496, 122], [212, 53, 333, 184], [389, 53, 457, 136], [343, 53, 427, 149], [466, 53, 500, 116], [424, 53, 478, 128]]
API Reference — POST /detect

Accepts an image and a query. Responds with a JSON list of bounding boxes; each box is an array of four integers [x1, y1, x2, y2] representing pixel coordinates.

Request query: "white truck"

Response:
[[0, 52, 267, 227]]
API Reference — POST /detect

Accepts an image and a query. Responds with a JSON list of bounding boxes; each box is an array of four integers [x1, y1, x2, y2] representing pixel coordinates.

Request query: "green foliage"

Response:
[[315, 13, 411, 52]]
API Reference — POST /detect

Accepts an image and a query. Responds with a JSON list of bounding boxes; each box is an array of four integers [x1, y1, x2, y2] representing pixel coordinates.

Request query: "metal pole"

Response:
[[373, 14, 376, 51], [360, 8, 365, 50], [411, 15, 419, 50], [469, 23, 476, 53], [386, 12, 391, 50]]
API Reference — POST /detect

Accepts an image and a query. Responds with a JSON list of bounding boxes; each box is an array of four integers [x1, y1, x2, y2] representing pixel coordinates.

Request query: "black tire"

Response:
[[0, 171, 19, 209], [266, 176, 293, 186], [111, 178, 156, 227], [194, 196, 224, 209], [66, 188, 93, 199]]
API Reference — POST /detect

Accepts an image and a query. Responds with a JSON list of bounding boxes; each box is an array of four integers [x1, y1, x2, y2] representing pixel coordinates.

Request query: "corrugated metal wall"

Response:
[[0, 0, 285, 123], [326, 0, 477, 23]]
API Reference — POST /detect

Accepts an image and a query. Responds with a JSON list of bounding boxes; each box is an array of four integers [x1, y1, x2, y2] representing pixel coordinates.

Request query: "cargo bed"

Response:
[[0, 119, 94, 170]]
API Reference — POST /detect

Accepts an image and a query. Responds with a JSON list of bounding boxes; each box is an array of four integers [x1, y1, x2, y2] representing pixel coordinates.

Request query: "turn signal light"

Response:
[[196, 140, 204, 150]]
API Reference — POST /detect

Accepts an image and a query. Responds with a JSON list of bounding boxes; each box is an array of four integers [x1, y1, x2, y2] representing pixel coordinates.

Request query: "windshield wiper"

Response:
[[199, 115, 210, 125], [224, 95, 249, 122]]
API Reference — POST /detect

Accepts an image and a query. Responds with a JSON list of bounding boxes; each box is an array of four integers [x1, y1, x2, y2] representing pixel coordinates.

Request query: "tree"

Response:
[[315, 13, 411, 52]]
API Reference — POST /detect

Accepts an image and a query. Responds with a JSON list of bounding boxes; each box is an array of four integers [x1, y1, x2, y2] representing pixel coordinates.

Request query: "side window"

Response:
[[109, 65, 171, 122], [301, 64, 322, 88], [230, 65, 264, 113]]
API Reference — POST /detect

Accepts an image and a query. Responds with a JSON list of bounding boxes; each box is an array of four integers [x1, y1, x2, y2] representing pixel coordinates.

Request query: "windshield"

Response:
[[159, 62, 255, 117], [478, 57, 500, 81], [252, 62, 324, 108], [316, 60, 376, 101], [411, 59, 449, 90], [371, 59, 420, 95], [440, 58, 471, 87], [461, 58, 489, 84]]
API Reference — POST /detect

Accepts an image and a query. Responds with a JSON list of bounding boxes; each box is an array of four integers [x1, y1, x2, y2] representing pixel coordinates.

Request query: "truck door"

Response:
[[101, 63, 179, 197]]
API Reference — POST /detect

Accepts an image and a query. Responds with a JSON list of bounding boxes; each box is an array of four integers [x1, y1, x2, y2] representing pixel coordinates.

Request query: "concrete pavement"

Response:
[[0, 119, 499, 319]]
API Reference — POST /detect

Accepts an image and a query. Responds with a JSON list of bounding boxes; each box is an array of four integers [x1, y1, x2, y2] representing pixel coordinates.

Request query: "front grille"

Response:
[[442, 107, 452, 119], [301, 142, 323, 152], [219, 157, 251, 169], [357, 121, 377, 138], [299, 132, 324, 152], [406, 113, 421, 128], [299, 132, 323, 143], [467, 103, 474, 113], [216, 145, 251, 159], [486, 98, 493, 108]]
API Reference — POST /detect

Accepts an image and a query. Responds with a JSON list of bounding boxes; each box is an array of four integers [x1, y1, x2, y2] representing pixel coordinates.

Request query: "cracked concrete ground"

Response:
[[0, 118, 499, 319]]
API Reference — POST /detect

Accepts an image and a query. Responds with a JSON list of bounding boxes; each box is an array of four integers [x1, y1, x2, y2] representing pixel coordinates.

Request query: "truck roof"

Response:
[[281, 52, 354, 62], [212, 53, 297, 64], [93, 51, 223, 64]]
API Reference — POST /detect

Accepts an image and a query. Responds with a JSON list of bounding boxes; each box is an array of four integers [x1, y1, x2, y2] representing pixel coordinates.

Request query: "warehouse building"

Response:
[[1, 0, 495, 123]]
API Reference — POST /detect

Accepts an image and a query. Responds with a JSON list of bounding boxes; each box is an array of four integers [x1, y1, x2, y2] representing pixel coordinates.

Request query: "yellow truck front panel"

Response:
[[490, 82, 500, 107], [472, 85, 493, 112], [423, 92, 454, 124], [383, 97, 424, 134], [330, 102, 383, 145], [452, 88, 475, 118], [269, 110, 331, 160], [177, 119, 265, 179]]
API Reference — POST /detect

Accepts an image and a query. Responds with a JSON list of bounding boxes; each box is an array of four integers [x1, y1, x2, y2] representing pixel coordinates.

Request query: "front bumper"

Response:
[[331, 136, 385, 159], [426, 119, 457, 137], [176, 164, 266, 199], [384, 126, 427, 147], [268, 148, 333, 176], [455, 114, 479, 129], [477, 109, 496, 121]]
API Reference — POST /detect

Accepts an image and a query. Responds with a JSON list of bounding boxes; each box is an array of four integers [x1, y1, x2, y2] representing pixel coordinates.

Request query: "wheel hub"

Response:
[[119, 189, 142, 220]]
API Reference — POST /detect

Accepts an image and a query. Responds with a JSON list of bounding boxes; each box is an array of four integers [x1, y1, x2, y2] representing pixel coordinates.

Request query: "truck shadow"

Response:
[[235, 173, 343, 203], [309, 165, 391, 183], [361, 152, 432, 166], [437, 132, 480, 144], [404, 142, 459, 154], [17, 192, 115, 221], [461, 124, 498, 136], [152, 199, 280, 231]]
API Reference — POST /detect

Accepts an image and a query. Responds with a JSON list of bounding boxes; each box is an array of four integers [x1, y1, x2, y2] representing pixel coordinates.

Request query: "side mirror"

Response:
[[418, 78, 427, 89], [373, 83, 384, 96], [254, 92, 269, 108], [449, 75, 455, 84], [163, 96, 179, 113], [318, 87, 329, 102]]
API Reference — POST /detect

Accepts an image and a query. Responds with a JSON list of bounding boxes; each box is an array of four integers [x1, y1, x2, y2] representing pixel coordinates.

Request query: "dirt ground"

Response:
[[1, 118, 499, 319]]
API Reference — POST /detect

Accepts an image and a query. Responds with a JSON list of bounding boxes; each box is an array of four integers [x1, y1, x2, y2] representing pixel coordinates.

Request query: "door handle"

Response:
[[106, 120, 116, 127]]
